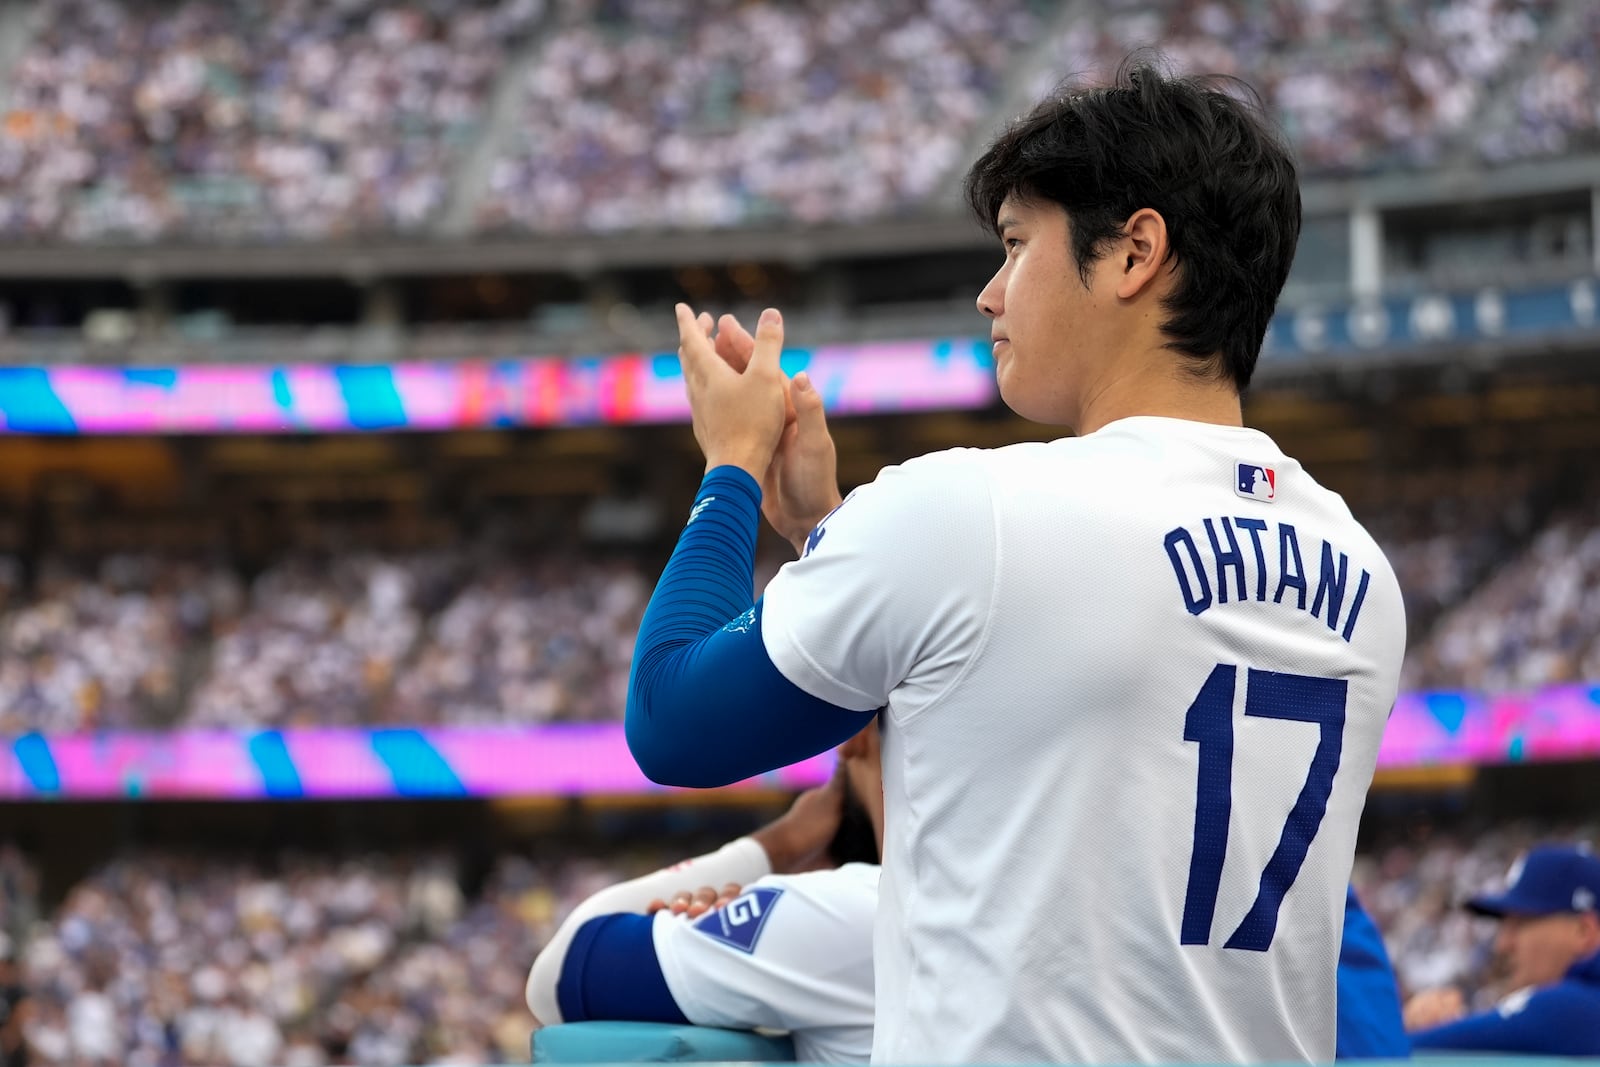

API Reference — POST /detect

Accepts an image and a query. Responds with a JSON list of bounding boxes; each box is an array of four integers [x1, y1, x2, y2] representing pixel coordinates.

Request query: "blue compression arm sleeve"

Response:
[[556, 913, 690, 1024], [626, 467, 872, 787]]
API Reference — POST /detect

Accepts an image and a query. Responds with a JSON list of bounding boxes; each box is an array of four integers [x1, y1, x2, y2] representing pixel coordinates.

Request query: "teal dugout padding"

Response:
[[526, 1032, 1597, 1067], [532, 1022, 796, 1063], [508, 1050, 1599, 1067], [523, 1048, 1597, 1067]]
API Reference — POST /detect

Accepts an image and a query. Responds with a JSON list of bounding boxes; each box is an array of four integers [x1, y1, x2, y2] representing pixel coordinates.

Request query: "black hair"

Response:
[[963, 53, 1301, 391], [826, 771, 881, 868]]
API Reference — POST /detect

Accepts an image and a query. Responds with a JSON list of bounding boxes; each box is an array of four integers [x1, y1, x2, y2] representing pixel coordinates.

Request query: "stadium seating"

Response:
[[0, 0, 542, 240], [3, 0, 1598, 239], [0, 474, 1589, 732], [1036, 0, 1564, 174], [0, 819, 1592, 1066]]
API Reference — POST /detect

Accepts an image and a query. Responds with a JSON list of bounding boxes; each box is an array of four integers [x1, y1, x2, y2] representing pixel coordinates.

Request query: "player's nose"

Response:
[[976, 269, 1003, 320]]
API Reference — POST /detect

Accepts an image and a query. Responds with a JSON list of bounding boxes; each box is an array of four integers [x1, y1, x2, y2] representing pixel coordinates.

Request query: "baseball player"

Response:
[[624, 60, 1404, 1063], [526, 726, 884, 1064]]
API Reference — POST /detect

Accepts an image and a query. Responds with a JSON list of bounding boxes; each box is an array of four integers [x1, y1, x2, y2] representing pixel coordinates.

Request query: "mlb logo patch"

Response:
[[1235, 463, 1277, 502]]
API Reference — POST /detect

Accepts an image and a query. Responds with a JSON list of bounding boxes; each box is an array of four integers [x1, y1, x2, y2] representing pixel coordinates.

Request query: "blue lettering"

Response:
[[1340, 569, 1372, 643], [1204, 518, 1247, 604], [1310, 541, 1349, 633], [804, 524, 826, 557], [1165, 527, 1213, 617], [1275, 523, 1307, 609], [1235, 518, 1269, 603]]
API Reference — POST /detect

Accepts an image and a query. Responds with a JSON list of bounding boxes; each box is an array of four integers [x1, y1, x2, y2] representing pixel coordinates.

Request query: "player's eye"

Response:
[[1004, 237, 1022, 253]]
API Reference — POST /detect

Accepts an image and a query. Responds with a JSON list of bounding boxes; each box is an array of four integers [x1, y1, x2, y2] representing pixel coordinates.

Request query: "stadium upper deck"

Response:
[[1, 0, 1597, 244]]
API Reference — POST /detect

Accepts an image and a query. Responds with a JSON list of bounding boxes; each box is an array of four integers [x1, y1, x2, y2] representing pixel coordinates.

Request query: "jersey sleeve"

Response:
[[761, 451, 996, 712], [652, 869, 877, 1045], [1408, 984, 1600, 1055]]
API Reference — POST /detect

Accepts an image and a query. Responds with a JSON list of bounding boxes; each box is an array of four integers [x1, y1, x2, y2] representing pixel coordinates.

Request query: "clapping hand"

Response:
[[677, 306, 843, 555]]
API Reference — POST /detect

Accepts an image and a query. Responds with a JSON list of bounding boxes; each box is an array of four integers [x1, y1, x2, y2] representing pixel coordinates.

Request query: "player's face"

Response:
[[1494, 911, 1599, 989], [976, 196, 1117, 427]]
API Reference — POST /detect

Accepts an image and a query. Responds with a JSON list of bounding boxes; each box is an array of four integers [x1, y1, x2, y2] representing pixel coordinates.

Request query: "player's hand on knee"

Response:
[[675, 304, 790, 482], [1402, 986, 1466, 1030]]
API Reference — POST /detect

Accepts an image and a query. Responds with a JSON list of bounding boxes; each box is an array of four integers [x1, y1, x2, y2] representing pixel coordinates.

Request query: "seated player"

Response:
[[530, 719, 1408, 1063], [525, 724, 883, 1065], [1404, 844, 1600, 1055]]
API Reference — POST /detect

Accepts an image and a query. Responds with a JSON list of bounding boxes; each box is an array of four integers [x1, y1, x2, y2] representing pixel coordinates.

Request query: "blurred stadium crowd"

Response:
[[0, 843, 622, 1067], [0, 468, 1594, 734], [0, 0, 1597, 1062], [0, 819, 1585, 1067], [1, 0, 1598, 240], [0, 548, 651, 733]]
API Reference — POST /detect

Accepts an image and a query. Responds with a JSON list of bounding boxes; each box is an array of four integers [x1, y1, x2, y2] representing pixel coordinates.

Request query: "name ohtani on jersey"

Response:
[[1163, 517, 1373, 641]]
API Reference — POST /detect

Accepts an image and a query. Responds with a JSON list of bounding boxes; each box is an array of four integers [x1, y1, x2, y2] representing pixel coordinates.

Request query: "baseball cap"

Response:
[[1466, 844, 1600, 918]]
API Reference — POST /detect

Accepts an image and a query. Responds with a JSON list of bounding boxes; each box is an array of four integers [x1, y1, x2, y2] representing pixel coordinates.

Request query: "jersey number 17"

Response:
[[1179, 664, 1348, 952]]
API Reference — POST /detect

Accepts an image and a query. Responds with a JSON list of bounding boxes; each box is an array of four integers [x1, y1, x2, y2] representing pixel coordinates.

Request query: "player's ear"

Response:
[[1114, 208, 1169, 301]]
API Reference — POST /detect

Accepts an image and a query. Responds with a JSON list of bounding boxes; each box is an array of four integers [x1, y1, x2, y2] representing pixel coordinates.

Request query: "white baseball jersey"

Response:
[[761, 416, 1405, 1064], [653, 864, 878, 1065]]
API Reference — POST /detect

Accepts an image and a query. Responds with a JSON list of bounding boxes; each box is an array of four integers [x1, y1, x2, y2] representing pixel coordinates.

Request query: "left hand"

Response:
[[675, 303, 790, 481]]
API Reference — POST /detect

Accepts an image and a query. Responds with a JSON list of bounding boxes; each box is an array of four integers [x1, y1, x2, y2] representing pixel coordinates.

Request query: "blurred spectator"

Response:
[[1037, 0, 1558, 174], [3, 0, 1599, 240], [1481, 3, 1600, 162], [1408, 496, 1600, 691], [478, 0, 1040, 233], [11, 848, 663, 1067], [0, 469, 1599, 732], [385, 555, 645, 726], [0, 820, 1586, 1065], [188, 553, 455, 729], [1359, 465, 1542, 638], [0, 556, 237, 734], [0, 0, 542, 240]]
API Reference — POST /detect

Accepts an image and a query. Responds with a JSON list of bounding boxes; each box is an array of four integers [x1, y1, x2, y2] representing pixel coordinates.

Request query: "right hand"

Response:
[[749, 765, 847, 874], [648, 883, 744, 919], [675, 305, 790, 483], [709, 314, 842, 554], [1402, 986, 1466, 1031]]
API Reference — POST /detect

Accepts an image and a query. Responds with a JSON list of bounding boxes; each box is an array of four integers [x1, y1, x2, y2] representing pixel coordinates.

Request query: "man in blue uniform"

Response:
[[1338, 886, 1410, 1058], [1407, 844, 1600, 1055]]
